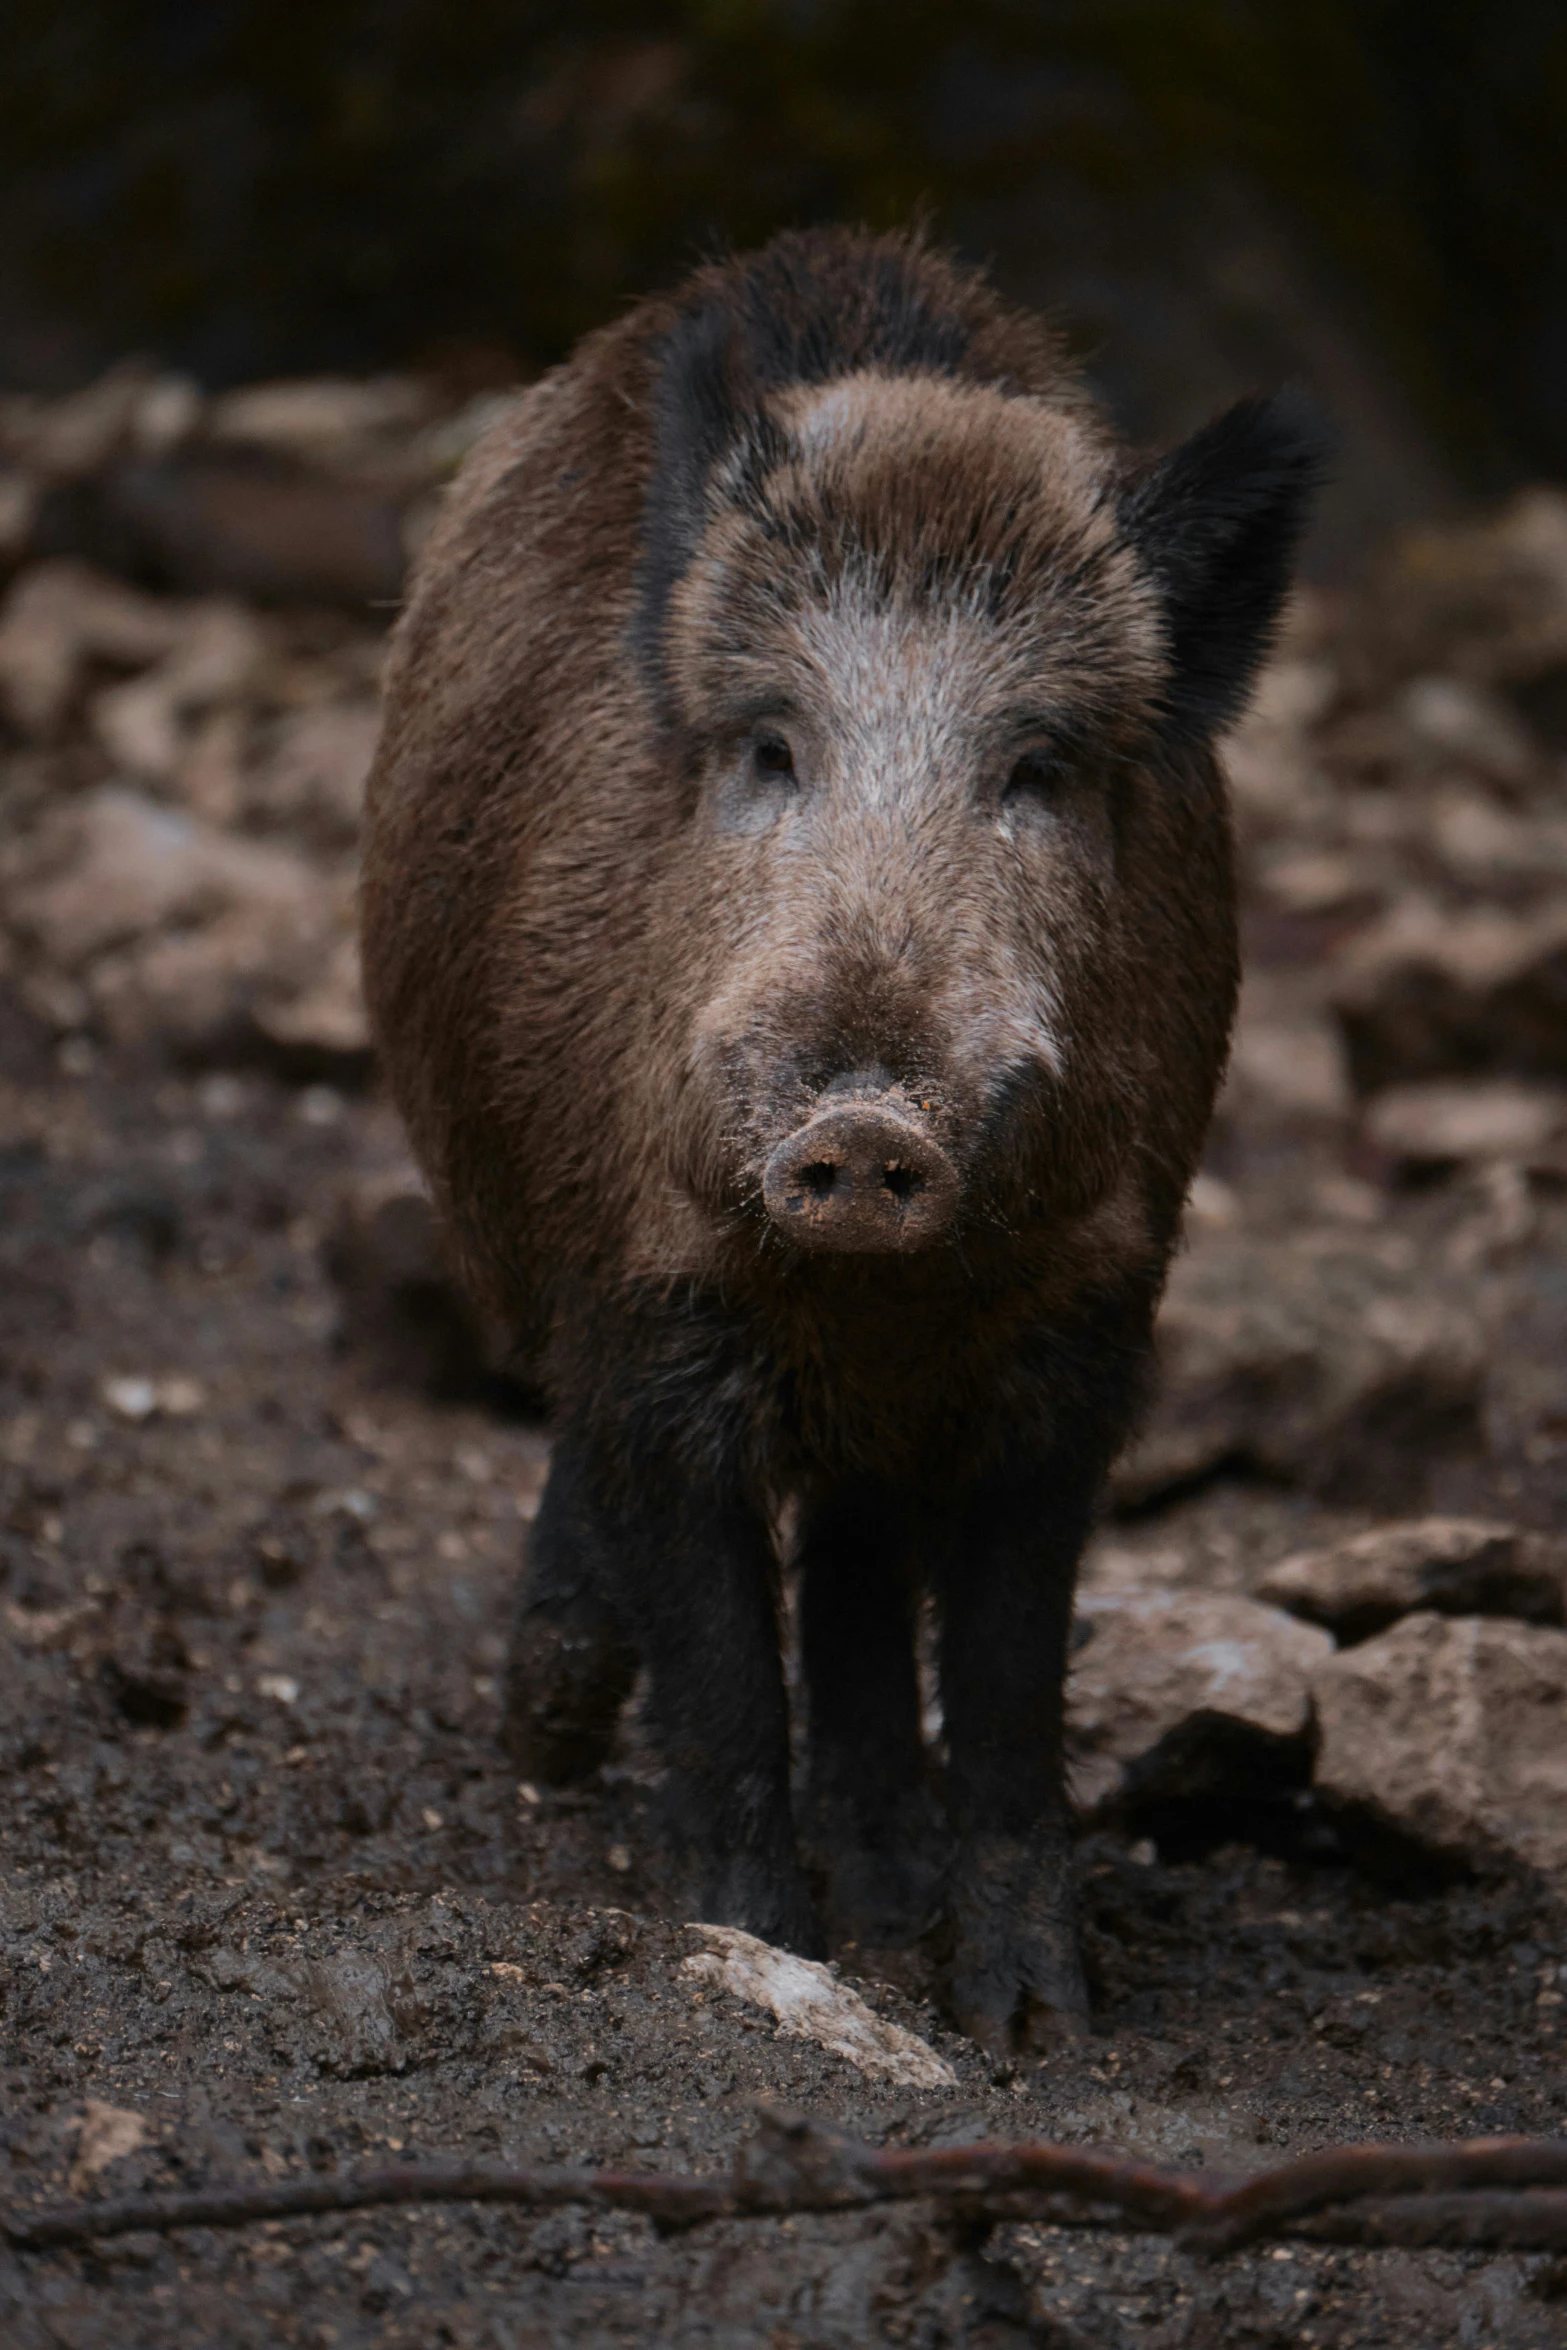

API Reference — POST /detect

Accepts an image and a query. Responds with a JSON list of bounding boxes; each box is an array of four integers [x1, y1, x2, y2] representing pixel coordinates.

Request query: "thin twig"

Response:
[[7, 2113, 1567, 2260], [1183, 2134, 1567, 2253], [1289, 2191, 1567, 2252]]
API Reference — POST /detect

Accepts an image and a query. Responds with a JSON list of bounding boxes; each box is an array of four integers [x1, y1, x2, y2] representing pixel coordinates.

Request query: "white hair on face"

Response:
[[782, 562, 1072, 1081]]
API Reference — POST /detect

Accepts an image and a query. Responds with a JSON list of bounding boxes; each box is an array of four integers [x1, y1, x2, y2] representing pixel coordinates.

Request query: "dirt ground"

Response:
[[4, 442, 1567, 2345]]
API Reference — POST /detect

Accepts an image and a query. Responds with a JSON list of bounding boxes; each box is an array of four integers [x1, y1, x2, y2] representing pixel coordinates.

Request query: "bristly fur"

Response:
[[359, 225, 1322, 2041], [630, 229, 1079, 711]]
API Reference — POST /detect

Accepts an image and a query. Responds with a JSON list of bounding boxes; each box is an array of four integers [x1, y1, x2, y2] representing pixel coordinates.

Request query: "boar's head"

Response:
[[629, 305, 1320, 1276]]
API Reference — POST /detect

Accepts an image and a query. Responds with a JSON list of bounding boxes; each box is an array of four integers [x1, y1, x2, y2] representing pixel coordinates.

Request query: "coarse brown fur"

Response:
[[361, 227, 1322, 2047]]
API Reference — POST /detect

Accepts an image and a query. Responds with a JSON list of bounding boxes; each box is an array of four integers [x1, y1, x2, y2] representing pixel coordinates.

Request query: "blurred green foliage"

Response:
[[2, 2, 1564, 483]]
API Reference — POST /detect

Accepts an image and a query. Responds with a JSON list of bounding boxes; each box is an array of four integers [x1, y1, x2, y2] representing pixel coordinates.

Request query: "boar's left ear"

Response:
[[1120, 391, 1329, 740]]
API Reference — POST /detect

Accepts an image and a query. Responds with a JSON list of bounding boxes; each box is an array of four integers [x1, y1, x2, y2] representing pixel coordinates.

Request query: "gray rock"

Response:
[[1399, 675, 1537, 789], [250, 701, 381, 845], [1258, 1516, 1565, 1642], [1066, 1588, 1333, 1817], [1312, 1613, 1567, 1876], [0, 558, 188, 737], [92, 600, 266, 779], [1332, 893, 1567, 1092], [6, 785, 367, 1064], [1114, 1228, 1486, 1508], [1363, 1077, 1567, 1168], [206, 375, 434, 466]]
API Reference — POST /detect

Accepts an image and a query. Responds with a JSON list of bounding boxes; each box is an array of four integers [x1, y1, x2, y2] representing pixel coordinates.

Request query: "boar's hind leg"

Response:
[[515, 1425, 818, 1955], [935, 1466, 1095, 2051], [798, 1485, 946, 1950], [505, 1438, 637, 1785]]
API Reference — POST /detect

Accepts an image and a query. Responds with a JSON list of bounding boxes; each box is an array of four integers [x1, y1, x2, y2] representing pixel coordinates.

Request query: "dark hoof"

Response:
[[503, 1611, 636, 1784], [692, 1859, 824, 1960], [949, 1967, 1090, 2056], [943, 1833, 1090, 2053]]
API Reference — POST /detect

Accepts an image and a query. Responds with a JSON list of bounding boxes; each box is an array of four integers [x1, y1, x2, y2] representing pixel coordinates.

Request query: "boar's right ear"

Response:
[[1120, 391, 1329, 741], [632, 302, 780, 706]]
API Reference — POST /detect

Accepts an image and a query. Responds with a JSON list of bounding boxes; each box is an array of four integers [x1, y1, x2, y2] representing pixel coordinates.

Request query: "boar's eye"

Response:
[[752, 733, 796, 781], [1003, 751, 1064, 804]]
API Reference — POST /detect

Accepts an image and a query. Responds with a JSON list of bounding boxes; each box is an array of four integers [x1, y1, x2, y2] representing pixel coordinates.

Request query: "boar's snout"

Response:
[[762, 1096, 958, 1254]]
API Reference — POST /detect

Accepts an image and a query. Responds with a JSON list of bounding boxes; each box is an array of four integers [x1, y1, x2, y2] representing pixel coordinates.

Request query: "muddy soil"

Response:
[[0, 961, 1563, 2349], [3, 482, 1567, 2343]]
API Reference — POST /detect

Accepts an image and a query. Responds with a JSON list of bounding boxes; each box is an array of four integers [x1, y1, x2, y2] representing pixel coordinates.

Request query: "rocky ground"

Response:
[[3, 373, 1567, 2346]]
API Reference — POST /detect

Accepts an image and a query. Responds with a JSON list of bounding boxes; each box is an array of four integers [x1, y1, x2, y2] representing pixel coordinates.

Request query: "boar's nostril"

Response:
[[762, 1103, 957, 1254]]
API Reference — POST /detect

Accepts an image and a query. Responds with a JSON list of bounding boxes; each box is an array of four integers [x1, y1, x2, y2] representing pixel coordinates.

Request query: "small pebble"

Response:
[[1186, 1172, 1240, 1228], [296, 1085, 344, 1126], [198, 1073, 246, 1118], [313, 1486, 377, 1523], [103, 1376, 157, 1422], [257, 1673, 300, 1705]]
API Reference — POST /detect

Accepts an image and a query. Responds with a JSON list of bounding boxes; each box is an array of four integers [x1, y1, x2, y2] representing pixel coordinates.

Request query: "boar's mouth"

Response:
[[761, 1091, 959, 1254]]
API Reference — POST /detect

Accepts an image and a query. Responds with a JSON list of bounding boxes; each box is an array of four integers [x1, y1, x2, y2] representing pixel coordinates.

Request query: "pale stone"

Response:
[[250, 701, 380, 841], [208, 375, 432, 465], [102, 1375, 158, 1421], [1312, 1613, 1567, 1876], [1429, 789, 1567, 884], [1066, 1588, 1333, 1816], [1363, 1078, 1567, 1165], [0, 560, 186, 736], [7, 786, 365, 1060], [69, 2101, 147, 2192], [1225, 1010, 1353, 1120], [1399, 676, 1535, 788], [1260, 1517, 1564, 1640], [92, 602, 265, 779], [681, 1925, 955, 2088], [18, 787, 310, 968], [1258, 850, 1379, 917]]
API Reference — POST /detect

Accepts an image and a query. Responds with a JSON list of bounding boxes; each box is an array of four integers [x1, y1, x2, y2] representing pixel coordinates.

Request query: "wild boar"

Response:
[[360, 227, 1321, 2049]]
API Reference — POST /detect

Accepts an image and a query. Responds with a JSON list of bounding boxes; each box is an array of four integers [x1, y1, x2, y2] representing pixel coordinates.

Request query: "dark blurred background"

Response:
[[2, 1, 1566, 571]]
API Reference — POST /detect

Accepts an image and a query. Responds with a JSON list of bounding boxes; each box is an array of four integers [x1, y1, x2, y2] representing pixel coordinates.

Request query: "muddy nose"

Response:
[[762, 1102, 958, 1253]]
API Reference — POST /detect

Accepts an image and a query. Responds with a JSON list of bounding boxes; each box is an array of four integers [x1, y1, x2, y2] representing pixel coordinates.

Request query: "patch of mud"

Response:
[[0, 1054, 1564, 2346]]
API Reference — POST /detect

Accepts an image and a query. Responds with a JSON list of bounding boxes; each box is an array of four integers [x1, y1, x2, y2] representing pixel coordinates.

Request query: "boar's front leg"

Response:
[[797, 1483, 946, 1950], [508, 1425, 818, 1955], [935, 1462, 1096, 2051]]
